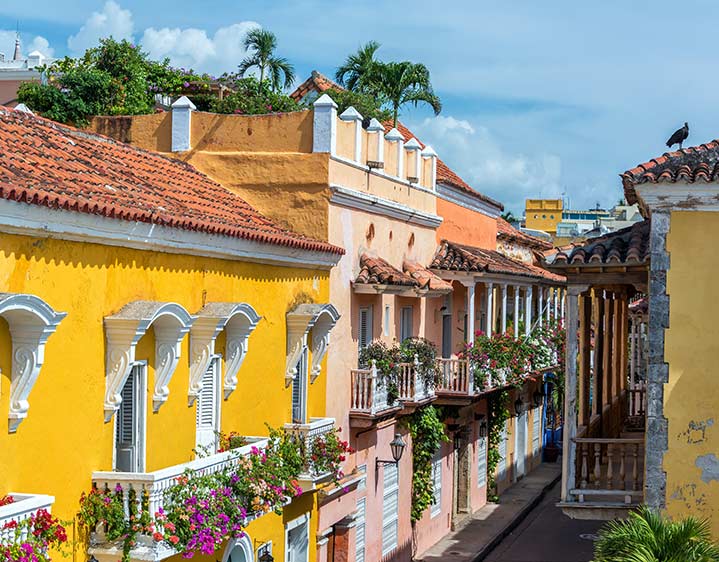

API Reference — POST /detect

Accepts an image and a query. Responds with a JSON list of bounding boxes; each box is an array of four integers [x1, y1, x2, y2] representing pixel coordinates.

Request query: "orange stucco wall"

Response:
[[436, 197, 497, 249]]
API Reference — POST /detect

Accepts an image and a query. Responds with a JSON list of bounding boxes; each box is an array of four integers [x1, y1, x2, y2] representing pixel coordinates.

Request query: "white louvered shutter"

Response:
[[431, 452, 442, 517], [533, 406, 542, 455], [355, 498, 366, 562], [196, 358, 219, 452], [400, 307, 413, 342], [287, 518, 309, 562], [115, 371, 136, 472], [497, 420, 508, 480], [291, 349, 307, 424], [381, 463, 399, 556], [477, 432, 487, 487], [359, 307, 373, 351]]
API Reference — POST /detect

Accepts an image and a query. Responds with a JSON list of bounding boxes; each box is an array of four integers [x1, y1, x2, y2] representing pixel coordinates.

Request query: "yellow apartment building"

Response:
[[524, 199, 563, 234], [0, 106, 344, 562]]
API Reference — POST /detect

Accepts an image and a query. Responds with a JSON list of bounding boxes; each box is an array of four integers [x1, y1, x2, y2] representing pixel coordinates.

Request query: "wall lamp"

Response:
[[475, 413, 488, 438], [514, 397, 525, 415], [376, 433, 406, 469], [533, 390, 545, 407], [258, 551, 274, 562]]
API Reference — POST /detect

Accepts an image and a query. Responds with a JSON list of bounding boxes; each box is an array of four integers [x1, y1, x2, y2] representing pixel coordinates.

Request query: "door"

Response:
[[286, 516, 309, 562], [291, 349, 308, 424], [477, 430, 487, 488], [358, 306, 373, 352], [441, 313, 452, 358], [196, 356, 220, 453], [115, 363, 146, 472], [515, 409, 527, 479]]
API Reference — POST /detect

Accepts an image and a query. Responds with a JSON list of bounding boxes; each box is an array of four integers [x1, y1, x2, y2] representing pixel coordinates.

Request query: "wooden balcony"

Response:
[[89, 438, 269, 562], [0, 493, 55, 544], [283, 416, 336, 489], [560, 435, 644, 520]]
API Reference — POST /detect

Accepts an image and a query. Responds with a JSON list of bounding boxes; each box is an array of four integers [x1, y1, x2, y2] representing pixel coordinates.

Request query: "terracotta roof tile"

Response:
[[0, 107, 343, 256], [622, 140, 719, 204], [547, 220, 649, 267], [290, 70, 342, 102], [355, 254, 416, 286], [496, 217, 553, 250], [403, 260, 452, 292], [430, 240, 564, 283]]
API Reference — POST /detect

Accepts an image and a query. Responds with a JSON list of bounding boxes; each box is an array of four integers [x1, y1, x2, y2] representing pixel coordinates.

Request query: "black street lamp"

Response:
[[376, 433, 406, 468], [533, 389, 544, 407]]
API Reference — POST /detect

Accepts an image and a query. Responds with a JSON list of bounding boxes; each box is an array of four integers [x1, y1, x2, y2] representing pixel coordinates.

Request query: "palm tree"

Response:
[[335, 41, 382, 94], [374, 61, 442, 127], [594, 506, 719, 562], [238, 28, 295, 91]]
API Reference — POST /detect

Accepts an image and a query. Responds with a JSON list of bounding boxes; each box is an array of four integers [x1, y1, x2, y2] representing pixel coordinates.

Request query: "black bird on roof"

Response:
[[666, 122, 689, 150]]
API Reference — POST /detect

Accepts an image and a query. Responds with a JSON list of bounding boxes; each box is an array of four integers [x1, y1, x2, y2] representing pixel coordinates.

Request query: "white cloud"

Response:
[[67, 1, 134, 55], [414, 115, 563, 214], [141, 21, 259, 75], [0, 31, 54, 59]]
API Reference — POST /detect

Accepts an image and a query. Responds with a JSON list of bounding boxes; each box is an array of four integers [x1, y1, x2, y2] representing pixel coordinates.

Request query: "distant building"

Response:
[[525, 199, 563, 234], [0, 35, 51, 107]]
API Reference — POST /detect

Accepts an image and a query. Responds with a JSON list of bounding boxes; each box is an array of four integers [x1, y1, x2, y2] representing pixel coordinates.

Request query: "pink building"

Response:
[[0, 35, 50, 107]]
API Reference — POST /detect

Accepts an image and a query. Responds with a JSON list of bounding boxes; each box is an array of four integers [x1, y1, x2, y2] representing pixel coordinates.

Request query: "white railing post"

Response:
[[312, 94, 338, 155]]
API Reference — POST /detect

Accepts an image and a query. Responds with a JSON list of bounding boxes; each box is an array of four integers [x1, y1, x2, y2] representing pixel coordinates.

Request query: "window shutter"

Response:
[[533, 407, 542, 455], [359, 307, 373, 351], [291, 349, 307, 424], [381, 463, 399, 556], [115, 365, 141, 472], [477, 433, 487, 487], [497, 420, 508, 480], [196, 359, 219, 452], [355, 498, 366, 562], [431, 452, 442, 517], [400, 307, 413, 342]]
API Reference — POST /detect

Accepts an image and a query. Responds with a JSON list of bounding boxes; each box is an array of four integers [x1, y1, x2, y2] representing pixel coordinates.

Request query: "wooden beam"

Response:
[[579, 293, 592, 427]]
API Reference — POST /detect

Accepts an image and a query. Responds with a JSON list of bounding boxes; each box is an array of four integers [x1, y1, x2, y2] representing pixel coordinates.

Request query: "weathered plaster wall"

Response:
[[436, 198, 497, 250], [664, 210, 719, 532], [0, 232, 329, 562]]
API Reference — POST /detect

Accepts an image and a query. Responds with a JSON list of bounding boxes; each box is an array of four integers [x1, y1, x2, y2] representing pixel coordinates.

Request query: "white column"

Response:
[[367, 118, 385, 164], [538, 286, 543, 328], [312, 94, 338, 155], [501, 284, 508, 334], [171, 96, 196, 152], [545, 287, 552, 324], [339, 106, 364, 163], [486, 282, 494, 337], [514, 286, 520, 339], [466, 282, 476, 343], [553, 288, 559, 320], [525, 286, 533, 337], [385, 127, 405, 178], [561, 288, 566, 321]]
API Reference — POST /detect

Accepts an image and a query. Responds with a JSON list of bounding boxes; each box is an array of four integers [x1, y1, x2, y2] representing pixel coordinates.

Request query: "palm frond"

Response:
[[335, 40, 382, 93], [237, 55, 260, 77]]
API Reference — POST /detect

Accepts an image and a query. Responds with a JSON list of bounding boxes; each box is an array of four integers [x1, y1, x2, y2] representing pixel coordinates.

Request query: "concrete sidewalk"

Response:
[[415, 463, 562, 562]]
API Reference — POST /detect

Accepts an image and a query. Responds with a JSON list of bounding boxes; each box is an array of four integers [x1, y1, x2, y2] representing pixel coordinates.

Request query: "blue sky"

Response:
[[1, 0, 714, 214]]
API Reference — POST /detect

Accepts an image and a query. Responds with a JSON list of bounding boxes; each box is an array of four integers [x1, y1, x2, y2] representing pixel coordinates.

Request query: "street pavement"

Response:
[[484, 483, 603, 562]]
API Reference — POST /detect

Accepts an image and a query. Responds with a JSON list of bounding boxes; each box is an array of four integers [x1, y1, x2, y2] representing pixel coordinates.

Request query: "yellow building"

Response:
[[524, 199, 563, 234], [0, 106, 344, 562], [546, 139, 719, 536]]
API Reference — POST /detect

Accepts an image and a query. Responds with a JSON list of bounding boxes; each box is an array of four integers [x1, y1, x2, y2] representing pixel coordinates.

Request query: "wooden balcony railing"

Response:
[[572, 437, 644, 505], [436, 358, 472, 395], [0, 493, 55, 544], [629, 385, 646, 417]]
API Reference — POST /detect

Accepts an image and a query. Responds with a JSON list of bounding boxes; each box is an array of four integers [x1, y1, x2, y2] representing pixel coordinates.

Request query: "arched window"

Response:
[[222, 534, 254, 562]]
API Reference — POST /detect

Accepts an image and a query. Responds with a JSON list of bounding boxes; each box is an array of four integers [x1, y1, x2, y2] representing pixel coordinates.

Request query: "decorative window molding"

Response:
[[104, 301, 194, 421], [0, 294, 66, 432], [286, 304, 340, 387], [189, 302, 261, 404]]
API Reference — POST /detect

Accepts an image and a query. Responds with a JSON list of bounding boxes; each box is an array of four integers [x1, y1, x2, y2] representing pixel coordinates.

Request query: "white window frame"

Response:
[[285, 514, 310, 562], [400, 306, 413, 342], [195, 354, 222, 454], [291, 348, 309, 424], [381, 463, 399, 556], [383, 305, 390, 337], [113, 361, 147, 473], [431, 451, 442, 518], [221, 533, 255, 562]]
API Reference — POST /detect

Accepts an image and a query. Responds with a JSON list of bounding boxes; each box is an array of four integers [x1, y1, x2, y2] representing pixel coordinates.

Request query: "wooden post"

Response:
[[602, 292, 614, 433], [561, 284, 588, 503], [594, 293, 605, 421], [514, 285, 520, 339], [579, 294, 592, 427]]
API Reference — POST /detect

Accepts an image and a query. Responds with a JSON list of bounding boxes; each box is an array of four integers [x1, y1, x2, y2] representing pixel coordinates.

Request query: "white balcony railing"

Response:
[[89, 438, 269, 561], [436, 358, 472, 395], [0, 493, 55, 544], [283, 417, 335, 485], [350, 364, 391, 415], [397, 358, 435, 403]]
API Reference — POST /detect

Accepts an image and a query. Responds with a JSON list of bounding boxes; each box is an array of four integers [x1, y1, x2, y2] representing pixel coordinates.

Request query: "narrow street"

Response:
[[485, 483, 603, 562]]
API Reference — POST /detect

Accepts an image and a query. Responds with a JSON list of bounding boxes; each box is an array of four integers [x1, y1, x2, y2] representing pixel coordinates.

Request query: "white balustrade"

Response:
[[283, 417, 336, 482], [350, 363, 390, 414], [0, 493, 55, 544], [436, 358, 471, 395]]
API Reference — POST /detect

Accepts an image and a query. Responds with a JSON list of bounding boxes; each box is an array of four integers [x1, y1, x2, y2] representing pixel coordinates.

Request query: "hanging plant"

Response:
[[0, 507, 68, 562], [404, 405, 449, 523], [399, 337, 439, 390], [359, 341, 401, 403], [486, 390, 510, 502]]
